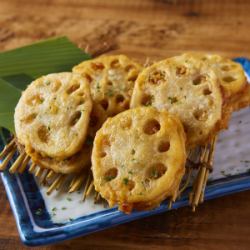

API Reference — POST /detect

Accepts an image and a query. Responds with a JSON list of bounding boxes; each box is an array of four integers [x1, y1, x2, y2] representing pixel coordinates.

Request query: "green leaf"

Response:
[[0, 36, 91, 90], [0, 36, 91, 132], [0, 78, 21, 133]]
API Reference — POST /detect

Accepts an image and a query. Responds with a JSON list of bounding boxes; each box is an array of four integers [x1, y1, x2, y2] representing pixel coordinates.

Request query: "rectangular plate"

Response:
[[1, 58, 250, 246]]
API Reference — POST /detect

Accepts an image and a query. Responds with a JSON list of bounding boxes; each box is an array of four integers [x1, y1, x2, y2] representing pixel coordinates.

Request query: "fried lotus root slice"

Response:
[[130, 56, 224, 147], [92, 107, 186, 213], [183, 52, 247, 99], [73, 54, 142, 118], [26, 144, 92, 174], [226, 83, 250, 112], [14, 72, 93, 160]]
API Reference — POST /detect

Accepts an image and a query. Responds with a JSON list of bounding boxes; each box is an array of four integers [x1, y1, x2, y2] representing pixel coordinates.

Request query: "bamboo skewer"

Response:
[[190, 137, 217, 211], [69, 175, 78, 190], [192, 146, 209, 209], [47, 175, 64, 195], [0, 149, 16, 171], [46, 170, 56, 180], [0, 139, 15, 160], [39, 169, 49, 185], [178, 167, 192, 196], [56, 175, 66, 190], [199, 136, 217, 203], [86, 180, 94, 197], [0, 134, 218, 211], [29, 163, 36, 173], [18, 155, 30, 173], [35, 167, 43, 177], [168, 200, 173, 209], [82, 173, 92, 201], [199, 169, 210, 203], [9, 152, 26, 173], [192, 164, 207, 211], [94, 192, 101, 203], [69, 175, 85, 193]]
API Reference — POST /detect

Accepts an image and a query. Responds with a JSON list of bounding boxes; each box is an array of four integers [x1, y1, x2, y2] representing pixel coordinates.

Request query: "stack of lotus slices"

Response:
[[130, 53, 250, 210], [0, 53, 249, 213], [0, 55, 142, 201]]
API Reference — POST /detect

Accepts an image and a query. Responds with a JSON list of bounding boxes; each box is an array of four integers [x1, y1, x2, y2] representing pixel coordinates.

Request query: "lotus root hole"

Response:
[[37, 125, 50, 143], [77, 92, 85, 96], [27, 95, 44, 106], [223, 76, 236, 83], [104, 168, 118, 182], [110, 59, 120, 68], [141, 94, 153, 106], [176, 66, 186, 75], [221, 65, 230, 71], [51, 80, 61, 92], [67, 84, 80, 94], [125, 65, 134, 72], [69, 111, 82, 126], [123, 101, 130, 110], [148, 70, 165, 84], [100, 99, 109, 110], [147, 163, 167, 179], [99, 151, 107, 158], [107, 80, 113, 86], [102, 137, 110, 147], [23, 113, 37, 124], [193, 75, 205, 85], [123, 179, 135, 191], [116, 94, 125, 103], [203, 88, 212, 95], [158, 141, 170, 152], [143, 119, 161, 135], [91, 62, 104, 70], [120, 118, 132, 129], [127, 74, 138, 82], [85, 73, 93, 83], [221, 64, 237, 71], [193, 109, 208, 121], [76, 98, 85, 105]]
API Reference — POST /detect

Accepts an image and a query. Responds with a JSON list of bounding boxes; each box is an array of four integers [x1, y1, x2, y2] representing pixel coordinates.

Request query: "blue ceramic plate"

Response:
[[1, 58, 250, 247]]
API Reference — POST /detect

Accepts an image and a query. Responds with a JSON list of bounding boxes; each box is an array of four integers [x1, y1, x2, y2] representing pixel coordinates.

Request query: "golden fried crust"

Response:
[[92, 107, 186, 213], [73, 55, 142, 128], [26, 144, 91, 174], [183, 52, 247, 99], [14, 73, 93, 160], [225, 83, 250, 112], [130, 56, 224, 147]]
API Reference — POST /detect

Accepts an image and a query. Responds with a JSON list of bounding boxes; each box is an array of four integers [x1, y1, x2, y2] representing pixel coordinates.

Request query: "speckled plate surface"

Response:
[[0, 58, 250, 247]]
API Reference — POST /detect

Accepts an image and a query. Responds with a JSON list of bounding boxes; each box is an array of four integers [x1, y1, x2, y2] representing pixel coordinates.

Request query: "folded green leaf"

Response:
[[0, 36, 91, 90], [0, 36, 91, 132], [0, 78, 21, 133]]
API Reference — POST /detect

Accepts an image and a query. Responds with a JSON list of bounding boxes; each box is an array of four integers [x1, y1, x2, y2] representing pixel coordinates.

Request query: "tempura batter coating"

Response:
[[92, 107, 186, 213], [26, 144, 92, 174], [73, 55, 142, 126], [183, 52, 247, 99], [14, 72, 92, 159], [131, 55, 224, 147]]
